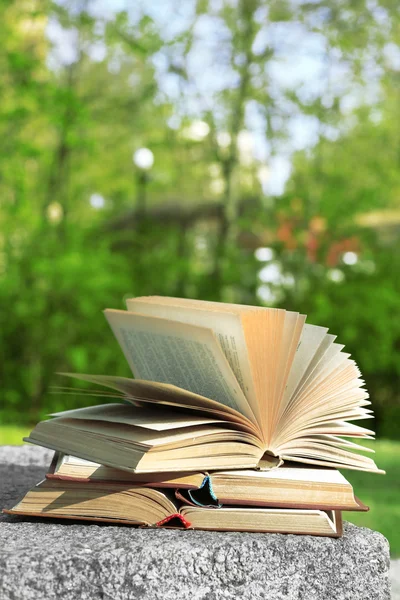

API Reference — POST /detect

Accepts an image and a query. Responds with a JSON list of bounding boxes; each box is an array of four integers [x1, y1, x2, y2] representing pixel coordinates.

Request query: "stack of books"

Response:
[[5, 296, 384, 537]]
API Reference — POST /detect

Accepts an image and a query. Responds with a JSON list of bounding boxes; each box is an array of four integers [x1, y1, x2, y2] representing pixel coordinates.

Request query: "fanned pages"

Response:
[[25, 296, 384, 474]]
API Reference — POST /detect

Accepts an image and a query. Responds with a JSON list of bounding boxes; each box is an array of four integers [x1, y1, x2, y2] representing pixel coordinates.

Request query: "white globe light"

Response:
[[255, 247, 274, 262], [342, 251, 358, 265], [133, 148, 154, 170], [89, 193, 105, 209]]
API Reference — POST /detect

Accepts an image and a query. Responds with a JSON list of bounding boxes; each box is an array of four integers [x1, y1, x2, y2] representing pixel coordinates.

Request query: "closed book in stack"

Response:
[[5, 452, 368, 537]]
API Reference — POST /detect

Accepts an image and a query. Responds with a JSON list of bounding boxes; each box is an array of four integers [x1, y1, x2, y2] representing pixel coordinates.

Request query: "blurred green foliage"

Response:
[[0, 0, 399, 444], [345, 439, 400, 556], [0, 426, 32, 446]]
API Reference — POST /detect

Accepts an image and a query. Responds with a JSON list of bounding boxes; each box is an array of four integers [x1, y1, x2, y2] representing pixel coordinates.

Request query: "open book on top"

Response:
[[25, 296, 383, 474]]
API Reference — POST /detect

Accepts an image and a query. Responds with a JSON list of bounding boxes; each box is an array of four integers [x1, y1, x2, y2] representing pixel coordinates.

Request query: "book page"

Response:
[[291, 334, 337, 398], [104, 309, 256, 422], [51, 404, 229, 431], [268, 312, 305, 433], [57, 374, 259, 434], [215, 467, 349, 485], [180, 505, 339, 535], [280, 324, 328, 410], [48, 418, 249, 449], [126, 298, 260, 419], [278, 336, 342, 422]]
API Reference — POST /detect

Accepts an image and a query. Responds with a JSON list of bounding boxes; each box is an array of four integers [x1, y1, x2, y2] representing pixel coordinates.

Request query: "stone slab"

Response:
[[0, 446, 391, 600]]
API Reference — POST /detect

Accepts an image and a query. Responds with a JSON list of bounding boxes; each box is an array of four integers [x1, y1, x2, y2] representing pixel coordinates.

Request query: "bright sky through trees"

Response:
[[46, 0, 392, 196]]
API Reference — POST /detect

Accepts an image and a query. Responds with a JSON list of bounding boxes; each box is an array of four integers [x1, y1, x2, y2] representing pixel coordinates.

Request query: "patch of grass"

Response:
[[0, 425, 31, 445], [343, 439, 400, 557]]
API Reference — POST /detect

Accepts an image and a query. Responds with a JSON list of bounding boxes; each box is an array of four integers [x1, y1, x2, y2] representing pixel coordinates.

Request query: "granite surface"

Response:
[[0, 446, 391, 600]]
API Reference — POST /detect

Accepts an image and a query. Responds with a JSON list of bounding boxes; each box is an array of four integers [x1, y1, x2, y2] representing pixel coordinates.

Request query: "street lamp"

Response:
[[133, 148, 154, 170], [133, 147, 154, 212]]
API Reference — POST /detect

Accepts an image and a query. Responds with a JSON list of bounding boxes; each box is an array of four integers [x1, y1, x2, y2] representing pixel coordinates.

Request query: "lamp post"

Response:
[[133, 148, 154, 214]]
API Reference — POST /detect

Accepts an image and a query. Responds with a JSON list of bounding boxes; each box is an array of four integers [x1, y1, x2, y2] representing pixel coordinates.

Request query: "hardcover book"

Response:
[[4, 478, 343, 537], [48, 453, 369, 512], [25, 296, 383, 474]]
